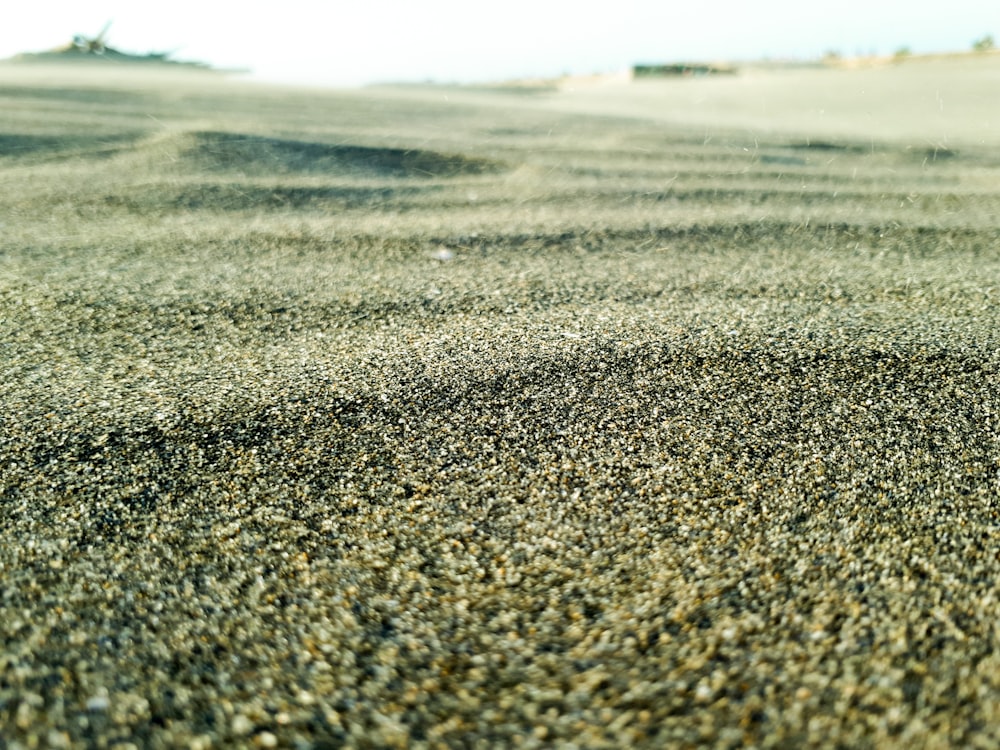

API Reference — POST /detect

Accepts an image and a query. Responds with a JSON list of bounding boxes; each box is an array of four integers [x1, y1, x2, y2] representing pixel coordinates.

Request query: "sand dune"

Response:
[[548, 54, 1000, 147]]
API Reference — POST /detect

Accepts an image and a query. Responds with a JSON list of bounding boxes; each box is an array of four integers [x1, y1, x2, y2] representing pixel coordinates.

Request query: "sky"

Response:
[[1, 1, 998, 87]]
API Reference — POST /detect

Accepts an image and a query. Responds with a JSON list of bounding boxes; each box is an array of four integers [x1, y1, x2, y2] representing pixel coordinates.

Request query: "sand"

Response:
[[2, 59, 1000, 748]]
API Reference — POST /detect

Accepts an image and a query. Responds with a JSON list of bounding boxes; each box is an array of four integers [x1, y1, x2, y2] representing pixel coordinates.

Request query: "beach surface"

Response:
[[2, 58, 1000, 747]]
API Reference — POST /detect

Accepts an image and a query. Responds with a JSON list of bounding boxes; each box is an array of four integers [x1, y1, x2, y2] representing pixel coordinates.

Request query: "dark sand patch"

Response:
[[0, 132, 143, 162], [101, 183, 435, 213], [180, 130, 504, 177]]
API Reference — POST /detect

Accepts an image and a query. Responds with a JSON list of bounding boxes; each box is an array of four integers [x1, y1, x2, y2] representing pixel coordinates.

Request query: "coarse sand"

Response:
[[2, 61, 1000, 748]]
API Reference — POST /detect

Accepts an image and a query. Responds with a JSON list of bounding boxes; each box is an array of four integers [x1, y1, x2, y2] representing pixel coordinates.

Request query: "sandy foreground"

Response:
[[2, 60, 1000, 748]]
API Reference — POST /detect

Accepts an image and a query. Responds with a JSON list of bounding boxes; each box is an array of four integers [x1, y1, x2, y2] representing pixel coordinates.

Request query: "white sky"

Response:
[[2, 1, 998, 87]]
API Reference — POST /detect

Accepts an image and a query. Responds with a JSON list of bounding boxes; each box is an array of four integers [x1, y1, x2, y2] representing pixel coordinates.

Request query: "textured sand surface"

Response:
[[2, 62, 1000, 748]]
